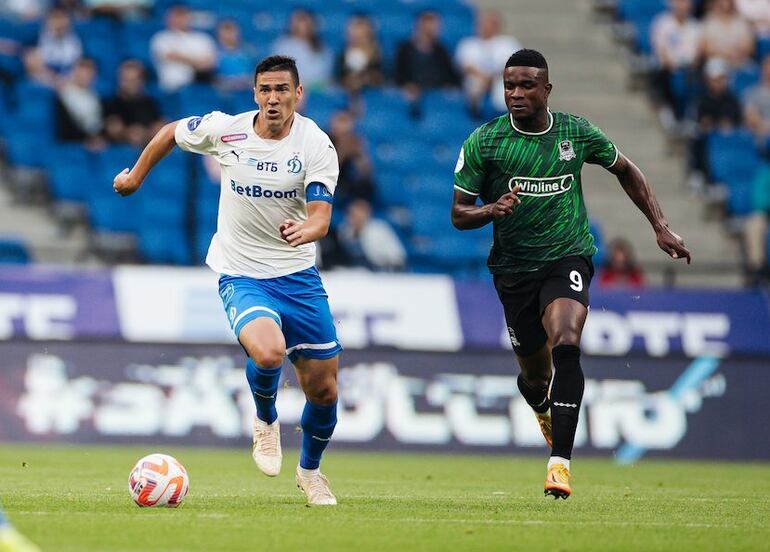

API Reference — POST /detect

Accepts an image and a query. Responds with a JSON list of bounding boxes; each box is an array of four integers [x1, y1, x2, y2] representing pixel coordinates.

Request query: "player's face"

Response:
[[503, 66, 551, 120], [254, 71, 303, 132]]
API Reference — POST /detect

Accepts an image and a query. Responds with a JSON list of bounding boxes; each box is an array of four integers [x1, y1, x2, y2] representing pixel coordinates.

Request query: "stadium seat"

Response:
[[46, 144, 92, 202], [137, 224, 191, 265], [707, 130, 759, 184], [0, 237, 31, 264], [731, 63, 760, 101]]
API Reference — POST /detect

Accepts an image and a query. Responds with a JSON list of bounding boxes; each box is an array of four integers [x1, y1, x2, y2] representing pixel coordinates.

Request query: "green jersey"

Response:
[[454, 111, 618, 274]]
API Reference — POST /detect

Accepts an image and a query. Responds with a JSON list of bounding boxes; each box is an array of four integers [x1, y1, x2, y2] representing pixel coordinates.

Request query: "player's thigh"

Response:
[[292, 355, 339, 404], [219, 275, 286, 367], [539, 256, 593, 345], [239, 318, 286, 368], [493, 273, 548, 357], [280, 268, 343, 365]]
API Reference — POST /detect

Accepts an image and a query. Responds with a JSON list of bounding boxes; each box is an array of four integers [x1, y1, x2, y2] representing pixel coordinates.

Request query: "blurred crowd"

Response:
[[644, 0, 770, 284], [0, 1, 534, 273]]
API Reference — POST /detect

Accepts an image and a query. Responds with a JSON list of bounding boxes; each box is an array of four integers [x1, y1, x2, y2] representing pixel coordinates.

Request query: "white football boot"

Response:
[[295, 466, 337, 506], [251, 416, 282, 477]]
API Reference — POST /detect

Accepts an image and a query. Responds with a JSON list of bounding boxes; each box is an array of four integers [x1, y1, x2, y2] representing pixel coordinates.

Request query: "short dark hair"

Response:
[[505, 49, 548, 72], [254, 55, 300, 87]]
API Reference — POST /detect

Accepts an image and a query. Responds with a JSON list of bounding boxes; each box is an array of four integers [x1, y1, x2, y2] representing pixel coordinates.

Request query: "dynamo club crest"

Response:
[[287, 154, 302, 174], [558, 140, 576, 161]]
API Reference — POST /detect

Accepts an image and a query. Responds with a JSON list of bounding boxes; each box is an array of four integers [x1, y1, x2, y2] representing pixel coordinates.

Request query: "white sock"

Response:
[[297, 466, 320, 477], [548, 456, 570, 470]]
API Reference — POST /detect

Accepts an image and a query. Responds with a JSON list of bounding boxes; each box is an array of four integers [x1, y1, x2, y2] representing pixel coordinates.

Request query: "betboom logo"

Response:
[[15, 355, 724, 456], [230, 180, 297, 200]]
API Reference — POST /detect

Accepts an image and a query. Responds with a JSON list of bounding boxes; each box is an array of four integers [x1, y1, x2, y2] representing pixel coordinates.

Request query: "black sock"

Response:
[[517, 373, 550, 414], [550, 344, 584, 460]]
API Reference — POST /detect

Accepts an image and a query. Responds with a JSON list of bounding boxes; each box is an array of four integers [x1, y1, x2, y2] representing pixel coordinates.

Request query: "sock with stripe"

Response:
[[299, 400, 338, 470], [245, 358, 281, 425], [550, 344, 584, 460]]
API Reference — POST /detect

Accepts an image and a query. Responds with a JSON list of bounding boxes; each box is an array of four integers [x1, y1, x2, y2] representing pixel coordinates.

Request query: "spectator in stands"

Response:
[[689, 57, 742, 189], [24, 7, 82, 86], [150, 4, 217, 92], [103, 59, 162, 146], [271, 9, 333, 90], [335, 15, 384, 95], [743, 55, 770, 285], [736, 0, 770, 39], [0, 0, 47, 20], [83, 0, 151, 19], [598, 238, 645, 288], [215, 19, 256, 92], [745, 55, 770, 138], [55, 57, 103, 146], [395, 11, 460, 103], [701, 0, 755, 68], [338, 199, 406, 271], [328, 110, 375, 207], [650, 0, 701, 124], [455, 10, 521, 117]]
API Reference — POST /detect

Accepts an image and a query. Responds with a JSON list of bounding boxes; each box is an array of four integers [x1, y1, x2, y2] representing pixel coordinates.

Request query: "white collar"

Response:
[[510, 110, 553, 136]]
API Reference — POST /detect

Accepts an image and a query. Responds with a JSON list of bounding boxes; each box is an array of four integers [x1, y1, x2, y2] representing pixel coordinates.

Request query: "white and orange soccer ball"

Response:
[[128, 453, 189, 508]]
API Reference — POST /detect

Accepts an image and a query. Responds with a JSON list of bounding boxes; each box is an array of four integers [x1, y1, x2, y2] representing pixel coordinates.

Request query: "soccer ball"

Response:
[[128, 453, 189, 508]]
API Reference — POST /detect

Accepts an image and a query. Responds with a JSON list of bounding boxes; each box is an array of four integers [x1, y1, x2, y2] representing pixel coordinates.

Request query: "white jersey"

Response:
[[175, 110, 339, 279]]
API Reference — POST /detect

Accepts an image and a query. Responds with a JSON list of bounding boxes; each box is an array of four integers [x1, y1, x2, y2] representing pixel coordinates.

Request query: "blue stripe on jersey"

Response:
[[306, 182, 333, 203]]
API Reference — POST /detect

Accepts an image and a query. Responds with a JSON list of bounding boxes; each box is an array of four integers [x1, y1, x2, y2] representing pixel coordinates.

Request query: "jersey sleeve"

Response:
[[174, 111, 230, 156], [304, 130, 339, 195], [584, 123, 619, 169], [453, 130, 485, 196]]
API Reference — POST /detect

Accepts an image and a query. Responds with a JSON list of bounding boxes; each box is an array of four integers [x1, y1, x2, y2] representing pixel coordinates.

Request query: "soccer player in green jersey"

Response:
[[452, 49, 691, 499]]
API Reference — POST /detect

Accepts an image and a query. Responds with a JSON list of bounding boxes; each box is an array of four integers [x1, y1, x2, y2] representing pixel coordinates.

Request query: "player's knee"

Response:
[[249, 345, 285, 369], [305, 378, 337, 405], [549, 329, 581, 348], [520, 372, 550, 392]]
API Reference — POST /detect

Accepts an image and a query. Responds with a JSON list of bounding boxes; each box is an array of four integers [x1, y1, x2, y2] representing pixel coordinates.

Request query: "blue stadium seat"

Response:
[[90, 146, 143, 232], [707, 130, 759, 184], [138, 224, 191, 265], [5, 130, 50, 169], [732, 63, 760, 100], [589, 219, 606, 267], [46, 144, 92, 202], [0, 237, 31, 264]]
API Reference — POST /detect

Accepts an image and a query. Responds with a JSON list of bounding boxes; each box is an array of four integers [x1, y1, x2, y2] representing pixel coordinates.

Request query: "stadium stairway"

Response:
[[474, 0, 743, 287], [0, 179, 93, 264]]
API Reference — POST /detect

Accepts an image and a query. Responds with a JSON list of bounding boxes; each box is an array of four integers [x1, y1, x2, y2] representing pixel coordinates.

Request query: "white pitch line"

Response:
[[10, 511, 766, 530]]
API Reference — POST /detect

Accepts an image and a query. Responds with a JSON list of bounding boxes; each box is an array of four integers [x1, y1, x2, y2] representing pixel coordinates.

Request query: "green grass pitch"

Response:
[[1, 444, 769, 552]]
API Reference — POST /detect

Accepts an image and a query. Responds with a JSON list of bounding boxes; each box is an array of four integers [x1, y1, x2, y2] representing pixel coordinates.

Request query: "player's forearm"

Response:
[[451, 204, 494, 230], [128, 121, 178, 185], [615, 158, 668, 232], [303, 214, 330, 242]]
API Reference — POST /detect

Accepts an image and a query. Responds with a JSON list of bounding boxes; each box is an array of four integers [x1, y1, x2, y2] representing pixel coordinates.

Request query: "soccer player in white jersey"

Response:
[[113, 56, 341, 506]]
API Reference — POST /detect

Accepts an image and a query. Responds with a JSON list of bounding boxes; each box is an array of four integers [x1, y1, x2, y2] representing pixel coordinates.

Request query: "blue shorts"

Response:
[[219, 267, 342, 362]]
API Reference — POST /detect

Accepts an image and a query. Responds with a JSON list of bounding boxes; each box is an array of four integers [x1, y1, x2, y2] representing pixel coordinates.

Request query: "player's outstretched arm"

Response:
[[280, 201, 332, 247], [608, 153, 691, 264], [113, 121, 179, 197], [451, 186, 521, 230]]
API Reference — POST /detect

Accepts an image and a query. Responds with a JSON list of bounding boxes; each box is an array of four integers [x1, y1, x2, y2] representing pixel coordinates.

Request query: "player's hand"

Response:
[[489, 185, 521, 218], [113, 168, 141, 197], [280, 219, 310, 247], [656, 226, 691, 264]]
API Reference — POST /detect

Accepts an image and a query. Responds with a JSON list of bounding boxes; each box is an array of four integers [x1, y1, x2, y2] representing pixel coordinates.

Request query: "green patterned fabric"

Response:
[[454, 111, 618, 274]]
